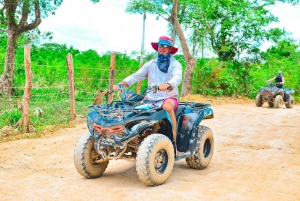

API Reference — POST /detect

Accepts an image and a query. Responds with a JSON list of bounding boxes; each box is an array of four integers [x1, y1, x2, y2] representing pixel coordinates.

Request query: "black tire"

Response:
[[285, 96, 294, 108], [255, 94, 263, 107], [74, 132, 109, 178], [274, 95, 283, 108], [268, 101, 274, 107], [136, 134, 174, 186], [186, 126, 214, 169]]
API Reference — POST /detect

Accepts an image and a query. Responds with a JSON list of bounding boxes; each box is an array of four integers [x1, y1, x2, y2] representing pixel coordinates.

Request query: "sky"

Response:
[[38, 0, 300, 56], [39, 0, 169, 55]]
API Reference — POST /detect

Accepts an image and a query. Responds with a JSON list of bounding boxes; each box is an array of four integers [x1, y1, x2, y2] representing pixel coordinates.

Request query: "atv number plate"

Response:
[[262, 91, 271, 97]]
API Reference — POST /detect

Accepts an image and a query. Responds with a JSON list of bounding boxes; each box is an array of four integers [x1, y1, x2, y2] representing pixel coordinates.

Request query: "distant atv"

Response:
[[74, 86, 214, 186], [255, 83, 295, 108]]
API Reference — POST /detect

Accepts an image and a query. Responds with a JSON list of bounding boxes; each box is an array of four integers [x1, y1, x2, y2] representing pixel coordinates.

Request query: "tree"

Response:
[[126, 0, 196, 97], [126, 0, 300, 97], [183, 0, 295, 61], [0, 0, 100, 96], [262, 39, 299, 60]]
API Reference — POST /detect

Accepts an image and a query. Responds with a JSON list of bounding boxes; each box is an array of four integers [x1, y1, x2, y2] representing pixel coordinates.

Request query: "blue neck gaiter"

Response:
[[156, 53, 171, 73]]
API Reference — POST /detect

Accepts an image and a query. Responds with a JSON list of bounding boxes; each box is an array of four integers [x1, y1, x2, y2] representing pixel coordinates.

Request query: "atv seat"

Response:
[[175, 105, 186, 117]]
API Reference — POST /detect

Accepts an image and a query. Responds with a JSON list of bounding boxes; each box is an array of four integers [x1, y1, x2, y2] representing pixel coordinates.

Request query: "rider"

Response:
[[267, 70, 285, 89], [267, 70, 289, 101], [113, 36, 182, 155]]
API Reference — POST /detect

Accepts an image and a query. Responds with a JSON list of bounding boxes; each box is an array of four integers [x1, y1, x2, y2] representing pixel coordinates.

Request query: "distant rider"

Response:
[[267, 70, 289, 102], [267, 70, 285, 89]]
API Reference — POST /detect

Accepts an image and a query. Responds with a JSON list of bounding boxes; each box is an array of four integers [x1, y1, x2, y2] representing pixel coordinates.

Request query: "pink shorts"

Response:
[[163, 97, 179, 111]]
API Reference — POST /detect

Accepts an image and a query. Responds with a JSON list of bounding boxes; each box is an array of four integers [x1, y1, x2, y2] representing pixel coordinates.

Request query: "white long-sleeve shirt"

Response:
[[123, 56, 182, 106]]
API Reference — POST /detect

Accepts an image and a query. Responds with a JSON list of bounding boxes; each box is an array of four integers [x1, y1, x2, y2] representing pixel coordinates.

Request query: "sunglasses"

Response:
[[158, 44, 169, 48]]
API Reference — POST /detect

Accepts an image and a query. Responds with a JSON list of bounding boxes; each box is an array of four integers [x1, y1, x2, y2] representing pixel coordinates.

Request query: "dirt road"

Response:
[[1, 103, 300, 201]]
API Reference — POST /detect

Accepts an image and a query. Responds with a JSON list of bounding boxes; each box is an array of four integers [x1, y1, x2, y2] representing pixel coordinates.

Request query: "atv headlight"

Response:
[[87, 116, 95, 134]]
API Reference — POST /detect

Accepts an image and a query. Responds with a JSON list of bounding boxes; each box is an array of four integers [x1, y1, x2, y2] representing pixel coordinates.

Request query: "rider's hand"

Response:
[[113, 84, 125, 91], [159, 83, 172, 91]]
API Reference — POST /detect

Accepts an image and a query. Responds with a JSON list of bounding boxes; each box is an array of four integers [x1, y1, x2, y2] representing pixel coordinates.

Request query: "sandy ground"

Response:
[[1, 99, 300, 201]]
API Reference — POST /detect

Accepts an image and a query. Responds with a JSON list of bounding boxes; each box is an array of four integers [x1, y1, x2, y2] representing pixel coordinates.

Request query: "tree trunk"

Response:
[[169, 0, 197, 98], [0, 30, 19, 97], [137, 12, 146, 94], [0, 0, 42, 96]]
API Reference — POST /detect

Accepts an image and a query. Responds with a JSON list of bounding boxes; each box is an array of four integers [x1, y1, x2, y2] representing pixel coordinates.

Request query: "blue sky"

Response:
[[38, 0, 300, 55]]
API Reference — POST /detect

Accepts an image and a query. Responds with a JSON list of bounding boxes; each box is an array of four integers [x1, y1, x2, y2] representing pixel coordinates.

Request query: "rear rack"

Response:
[[179, 102, 211, 109]]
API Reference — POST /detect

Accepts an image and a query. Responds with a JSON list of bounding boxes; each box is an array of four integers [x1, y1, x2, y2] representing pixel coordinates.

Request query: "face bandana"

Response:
[[277, 73, 282, 79], [156, 53, 171, 73]]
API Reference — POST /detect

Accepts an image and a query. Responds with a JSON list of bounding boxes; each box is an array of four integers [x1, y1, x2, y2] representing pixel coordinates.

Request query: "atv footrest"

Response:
[[175, 153, 192, 161]]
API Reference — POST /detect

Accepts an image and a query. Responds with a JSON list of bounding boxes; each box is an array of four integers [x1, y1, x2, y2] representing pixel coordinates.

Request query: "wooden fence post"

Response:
[[22, 45, 33, 133], [108, 52, 116, 104], [136, 63, 143, 94], [66, 53, 76, 121], [137, 12, 146, 95]]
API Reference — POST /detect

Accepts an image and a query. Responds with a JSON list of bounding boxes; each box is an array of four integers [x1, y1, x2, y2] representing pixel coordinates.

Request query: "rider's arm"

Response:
[[123, 61, 150, 86], [267, 76, 276, 82], [113, 61, 151, 91]]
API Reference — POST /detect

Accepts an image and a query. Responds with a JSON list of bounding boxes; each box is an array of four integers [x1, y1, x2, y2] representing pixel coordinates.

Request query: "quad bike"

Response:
[[255, 83, 295, 108], [74, 86, 214, 186]]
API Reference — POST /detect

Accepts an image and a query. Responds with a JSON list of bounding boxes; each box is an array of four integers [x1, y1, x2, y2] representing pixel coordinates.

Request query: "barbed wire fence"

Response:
[[0, 46, 139, 133]]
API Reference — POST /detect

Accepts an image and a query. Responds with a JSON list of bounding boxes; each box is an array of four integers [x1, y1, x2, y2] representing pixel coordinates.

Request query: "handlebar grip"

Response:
[[150, 85, 172, 94], [157, 85, 172, 90]]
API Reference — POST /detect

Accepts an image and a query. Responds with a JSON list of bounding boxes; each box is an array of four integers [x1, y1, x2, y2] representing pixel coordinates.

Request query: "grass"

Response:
[[0, 91, 94, 142]]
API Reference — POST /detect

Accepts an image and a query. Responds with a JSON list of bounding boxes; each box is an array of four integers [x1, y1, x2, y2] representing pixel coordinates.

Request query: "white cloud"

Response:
[[261, 2, 300, 51], [268, 2, 300, 39], [39, 0, 300, 55], [39, 0, 169, 55]]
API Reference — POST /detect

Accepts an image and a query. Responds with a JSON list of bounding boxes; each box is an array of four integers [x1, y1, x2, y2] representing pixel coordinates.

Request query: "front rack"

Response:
[[88, 101, 210, 116]]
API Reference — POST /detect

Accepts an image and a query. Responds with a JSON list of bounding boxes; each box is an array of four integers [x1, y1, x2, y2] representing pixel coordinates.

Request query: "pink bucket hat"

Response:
[[151, 36, 178, 54]]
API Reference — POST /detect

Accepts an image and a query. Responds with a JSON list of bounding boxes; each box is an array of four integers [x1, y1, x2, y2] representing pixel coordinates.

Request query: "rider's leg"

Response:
[[162, 98, 178, 139], [162, 98, 179, 154]]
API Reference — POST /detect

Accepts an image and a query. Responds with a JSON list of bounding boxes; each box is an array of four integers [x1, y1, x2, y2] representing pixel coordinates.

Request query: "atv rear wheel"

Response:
[[136, 134, 174, 186], [255, 94, 264, 107], [285, 96, 294, 108], [274, 95, 283, 108], [186, 126, 214, 169], [74, 132, 109, 178]]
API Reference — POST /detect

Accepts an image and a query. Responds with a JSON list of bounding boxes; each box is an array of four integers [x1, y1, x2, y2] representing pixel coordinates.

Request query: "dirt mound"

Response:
[[180, 95, 254, 105]]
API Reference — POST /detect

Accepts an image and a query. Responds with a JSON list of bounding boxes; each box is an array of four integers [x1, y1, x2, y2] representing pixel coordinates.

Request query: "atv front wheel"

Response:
[[186, 126, 214, 169], [274, 95, 283, 108], [255, 94, 264, 107], [74, 132, 109, 178], [136, 134, 174, 186], [285, 96, 294, 108]]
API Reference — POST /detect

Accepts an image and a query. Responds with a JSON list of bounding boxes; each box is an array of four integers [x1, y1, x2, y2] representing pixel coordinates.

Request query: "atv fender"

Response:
[[176, 109, 211, 153]]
